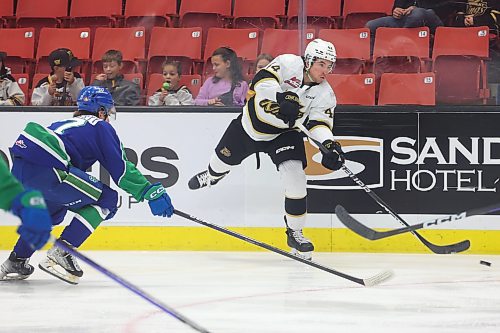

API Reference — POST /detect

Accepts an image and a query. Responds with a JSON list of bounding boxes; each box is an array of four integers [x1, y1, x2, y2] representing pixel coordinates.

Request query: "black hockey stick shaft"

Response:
[[174, 209, 392, 287], [51, 237, 212, 333], [296, 123, 470, 254], [336, 203, 500, 240]]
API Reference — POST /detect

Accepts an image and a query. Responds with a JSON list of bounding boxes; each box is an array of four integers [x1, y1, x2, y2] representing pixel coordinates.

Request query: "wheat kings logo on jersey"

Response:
[[305, 136, 384, 190], [220, 147, 231, 157]]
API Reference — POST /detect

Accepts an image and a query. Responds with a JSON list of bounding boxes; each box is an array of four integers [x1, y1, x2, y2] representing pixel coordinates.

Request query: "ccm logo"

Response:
[[276, 145, 295, 154], [149, 187, 165, 199]]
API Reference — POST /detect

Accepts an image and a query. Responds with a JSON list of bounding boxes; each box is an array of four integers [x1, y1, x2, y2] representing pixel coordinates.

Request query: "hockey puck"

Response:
[[480, 260, 492, 267]]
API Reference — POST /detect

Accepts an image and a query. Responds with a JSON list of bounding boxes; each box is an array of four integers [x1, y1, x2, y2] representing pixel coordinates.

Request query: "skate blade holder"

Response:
[[0, 272, 31, 281], [291, 248, 313, 261], [38, 259, 80, 285]]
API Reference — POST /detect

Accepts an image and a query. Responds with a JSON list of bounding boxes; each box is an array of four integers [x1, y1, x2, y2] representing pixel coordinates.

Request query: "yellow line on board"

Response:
[[0, 226, 499, 254]]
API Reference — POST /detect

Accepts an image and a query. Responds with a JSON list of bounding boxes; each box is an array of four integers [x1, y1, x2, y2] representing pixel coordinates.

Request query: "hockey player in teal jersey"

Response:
[[0, 158, 52, 246], [0, 158, 52, 281], [0, 86, 174, 284]]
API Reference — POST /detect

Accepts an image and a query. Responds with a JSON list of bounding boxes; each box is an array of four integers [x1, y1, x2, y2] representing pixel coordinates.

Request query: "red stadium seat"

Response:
[[10, 73, 30, 105], [432, 26, 490, 104], [69, 0, 121, 30], [146, 73, 202, 101], [0, 0, 14, 27], [261, 29, 316, 57], [326, 74, 375, 105], [233, 0, 285, 29], [35, 28, 91, 74], [342, 0, 393, 29], [287, 0, 341, 32], [147, 73, 166, 98], [373, 27, 430, 83], [124, 0, 176, 27], [180, 75, 202, 98], [92, 27, 146, 74], [124, 0, 177, 46], [15, 0, 67, 29], [179, 0, 230, 47], [0, 28, 35, 73], [378, 73, 435, 105], [203, 28, 259, 76], [319, 28, 370, 74], [147, 27, 203, 75]]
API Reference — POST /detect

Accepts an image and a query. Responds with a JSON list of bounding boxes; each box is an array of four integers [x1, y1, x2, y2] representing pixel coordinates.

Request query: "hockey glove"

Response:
[[142, 183, 174, 218], [321, 140, 345, 171], [11, 189, 52, 250], [276, 91, 301, 128]]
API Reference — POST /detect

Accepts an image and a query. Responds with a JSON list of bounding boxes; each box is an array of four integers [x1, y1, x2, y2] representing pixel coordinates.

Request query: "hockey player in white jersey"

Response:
[[188, 39, 344, 260]]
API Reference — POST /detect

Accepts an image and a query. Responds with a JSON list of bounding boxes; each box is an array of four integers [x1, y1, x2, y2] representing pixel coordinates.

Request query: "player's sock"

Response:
[[60, 205, 105, 247], [13, 237, 37, 259]]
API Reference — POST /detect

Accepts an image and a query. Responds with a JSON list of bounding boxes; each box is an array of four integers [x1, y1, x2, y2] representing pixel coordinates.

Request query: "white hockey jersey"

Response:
[[241, 54, 337, 143]]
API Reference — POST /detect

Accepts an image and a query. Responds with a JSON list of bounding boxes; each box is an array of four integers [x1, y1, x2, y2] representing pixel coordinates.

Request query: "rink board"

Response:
[[1, 110, 500, 253]]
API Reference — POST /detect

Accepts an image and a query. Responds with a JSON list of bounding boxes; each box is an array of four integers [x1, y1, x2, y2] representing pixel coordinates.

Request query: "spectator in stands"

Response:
[[255, 53, 274, 73], [148, 60, 194, 106], [451, 1, 500, 98], [31, 48, 84, 106], [452, 0, 499, 31], [195, 47, 248, 107], [92, 50, 141, 106], [0, 52, 25, 106], [365, 1, 454, 52]]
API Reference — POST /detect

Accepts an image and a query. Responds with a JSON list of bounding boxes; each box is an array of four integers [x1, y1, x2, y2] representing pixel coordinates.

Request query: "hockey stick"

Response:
[[295, 123, 470, 254], [174, 209, 392, 287], [335, 203, 500, 240], [50, 236, 212, 333]]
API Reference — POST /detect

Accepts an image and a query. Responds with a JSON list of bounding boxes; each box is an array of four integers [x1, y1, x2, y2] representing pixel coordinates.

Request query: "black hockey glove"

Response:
[[321, 140, 345, 171], [276, 91, 301, 128]]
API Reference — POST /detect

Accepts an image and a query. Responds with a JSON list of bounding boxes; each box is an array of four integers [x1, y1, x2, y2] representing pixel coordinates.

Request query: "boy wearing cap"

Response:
[[0, 52, 25, 106], [91, 49, 141, 106], [31, 48, 85, 106]]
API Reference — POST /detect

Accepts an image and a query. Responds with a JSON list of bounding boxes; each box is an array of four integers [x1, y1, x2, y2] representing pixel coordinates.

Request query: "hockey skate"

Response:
[[188, 170, 227, 190], [0, 252, 34, 281], [38, 240, 83, 285], [285, 218, 314, 260]]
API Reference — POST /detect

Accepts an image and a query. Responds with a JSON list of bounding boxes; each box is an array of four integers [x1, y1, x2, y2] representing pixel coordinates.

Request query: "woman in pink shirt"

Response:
[[195, 47, 249, 107]]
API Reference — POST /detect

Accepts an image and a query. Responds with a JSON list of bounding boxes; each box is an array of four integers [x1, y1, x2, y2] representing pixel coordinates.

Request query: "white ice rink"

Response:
[[0, 251, 499, 333]]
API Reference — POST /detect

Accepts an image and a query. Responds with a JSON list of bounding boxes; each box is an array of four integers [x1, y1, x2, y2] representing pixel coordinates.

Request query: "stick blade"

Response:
[[335, 205, 380, 240], [424, 238, 471, 254], [363, 270, 394, 287]]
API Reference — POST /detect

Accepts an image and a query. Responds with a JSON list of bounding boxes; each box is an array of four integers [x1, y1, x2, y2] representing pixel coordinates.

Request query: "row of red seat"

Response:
[[1, 25, 490, 104], [10, 72, 434, 106], [0, 0, 393, 31], [1, 26, 490, 74]]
